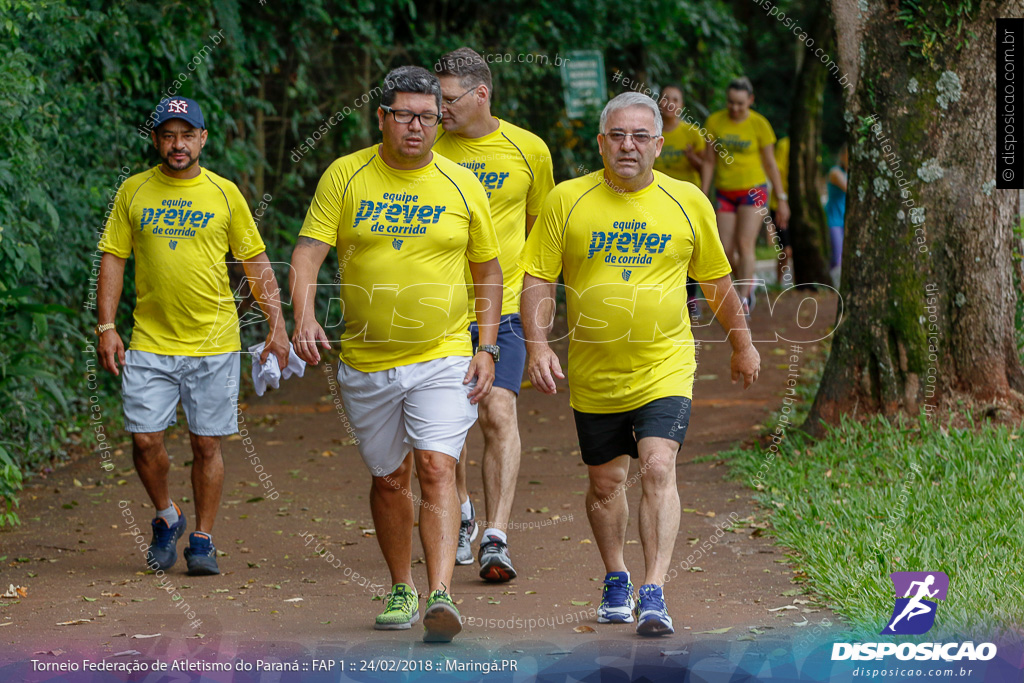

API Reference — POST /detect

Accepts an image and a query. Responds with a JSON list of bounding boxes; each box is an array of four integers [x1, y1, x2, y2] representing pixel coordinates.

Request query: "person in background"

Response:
[[433, 47, 555, 582], [655, 84, 706, 318], [826, 144, 848, 285], [700, 77, 789, 315], [769, 136, 792, 286]]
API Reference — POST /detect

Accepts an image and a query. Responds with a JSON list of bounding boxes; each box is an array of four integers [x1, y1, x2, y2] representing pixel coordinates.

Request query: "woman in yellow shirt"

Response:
[[700, 77, 789, 314]]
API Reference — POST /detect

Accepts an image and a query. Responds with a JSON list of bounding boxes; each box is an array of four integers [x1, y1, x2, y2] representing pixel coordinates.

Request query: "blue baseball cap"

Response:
[[153, 97, 206, 130]]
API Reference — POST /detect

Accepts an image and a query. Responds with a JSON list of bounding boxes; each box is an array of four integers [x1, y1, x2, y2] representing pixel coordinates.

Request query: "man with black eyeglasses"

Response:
[[289, 65, 503, 642], [520, 92, 760, 636]]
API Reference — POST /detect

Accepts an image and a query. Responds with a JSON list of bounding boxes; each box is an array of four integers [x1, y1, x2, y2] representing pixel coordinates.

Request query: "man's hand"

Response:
[[464, 352, 495, 404], [292, 319, 331, 365], [527, 345, 565, 395], [262, 323, 290, 370], [731, 343, 761, 389], [98, 330, 125, 376]]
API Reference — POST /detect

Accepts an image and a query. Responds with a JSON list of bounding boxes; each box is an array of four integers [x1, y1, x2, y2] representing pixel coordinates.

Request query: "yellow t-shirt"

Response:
[[653, 121, 705, 186], [770, 136, 789, 211], [299, 146, 499, 373], [704, 109, 777, 191], [434, 119, 555, 320], [519, 171, 732, 413], [99, 166, 266, 356]]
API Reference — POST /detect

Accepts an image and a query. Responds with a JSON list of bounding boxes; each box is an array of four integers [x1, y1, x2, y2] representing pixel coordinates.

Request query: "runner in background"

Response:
[[433, 47, 555, 583], [826, 143, 848, 285], [654, 84, 705, 318], [768, 136, 792, 286], [700, 77, 789, 315]]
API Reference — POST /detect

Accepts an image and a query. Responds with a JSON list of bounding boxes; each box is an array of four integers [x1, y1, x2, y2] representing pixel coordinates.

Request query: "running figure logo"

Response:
[[881, 571, 948, 635]]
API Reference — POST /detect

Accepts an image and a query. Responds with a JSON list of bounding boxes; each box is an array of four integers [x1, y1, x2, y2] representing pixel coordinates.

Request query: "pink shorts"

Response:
[[716, 184, 768, 212]]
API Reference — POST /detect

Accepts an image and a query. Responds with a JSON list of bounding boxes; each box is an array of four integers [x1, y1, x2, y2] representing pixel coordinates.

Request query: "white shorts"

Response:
[[338, 356, 478, 477], [121, 350, 240, 436]]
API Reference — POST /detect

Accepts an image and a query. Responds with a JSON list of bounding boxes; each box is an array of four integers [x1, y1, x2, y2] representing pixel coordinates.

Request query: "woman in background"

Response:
[[701, 77, 789, 314], [826, 144, 848, 284]]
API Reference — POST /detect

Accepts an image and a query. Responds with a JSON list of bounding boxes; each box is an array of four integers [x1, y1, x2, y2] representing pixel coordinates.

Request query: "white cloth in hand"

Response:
[[248, 342, 307, 396]]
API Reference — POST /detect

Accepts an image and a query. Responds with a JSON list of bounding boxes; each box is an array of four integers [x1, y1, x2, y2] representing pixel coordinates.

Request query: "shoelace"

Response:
[[639, 588, 666, 612], [151, 519, 176, 544], [602, 579, 632, 607], [386, 588, 415, 613]]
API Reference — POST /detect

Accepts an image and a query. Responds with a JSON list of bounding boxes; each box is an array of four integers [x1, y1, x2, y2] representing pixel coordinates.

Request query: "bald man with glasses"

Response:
[[520, 92, 759, 636]]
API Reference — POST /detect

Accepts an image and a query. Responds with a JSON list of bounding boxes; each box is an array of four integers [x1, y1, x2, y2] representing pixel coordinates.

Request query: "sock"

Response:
[[483, 527, 507, 544], [156, 502, 179, 527], [460, 497, 473, 520]]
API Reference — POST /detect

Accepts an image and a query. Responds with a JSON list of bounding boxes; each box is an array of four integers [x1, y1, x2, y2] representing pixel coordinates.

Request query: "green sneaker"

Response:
[[374, 584, 419, 630], [423, 587, 462, 643]]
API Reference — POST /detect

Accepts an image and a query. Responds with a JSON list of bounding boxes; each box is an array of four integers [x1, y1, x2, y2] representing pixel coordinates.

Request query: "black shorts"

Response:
[[769, 210, 791, 248], [573, 396, 692, 466]]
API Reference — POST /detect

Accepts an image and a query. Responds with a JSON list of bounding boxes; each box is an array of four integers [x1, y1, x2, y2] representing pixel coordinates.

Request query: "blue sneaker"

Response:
[[146, 504, 186, 571], [183, 532, 220, 576], [635, 584, 674, 636], [597, 571, 635, 623]]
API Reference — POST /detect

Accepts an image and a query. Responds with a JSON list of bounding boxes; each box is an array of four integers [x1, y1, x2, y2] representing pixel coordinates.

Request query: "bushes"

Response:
[[0, 0, 747, 523]]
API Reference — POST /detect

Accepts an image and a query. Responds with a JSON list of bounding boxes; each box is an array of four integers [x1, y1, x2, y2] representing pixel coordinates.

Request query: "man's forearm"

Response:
[[98, 253, 126, 325], [289, 237, 331, 327], [243, 254, 286, 334], [521, 275, 556, 348], [469, 259, 502, 347], [703, 276, 753, 350]]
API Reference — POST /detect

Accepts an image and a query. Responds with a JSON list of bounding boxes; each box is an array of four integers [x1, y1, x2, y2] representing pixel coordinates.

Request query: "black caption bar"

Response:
[[997, 18, 1024, 189]]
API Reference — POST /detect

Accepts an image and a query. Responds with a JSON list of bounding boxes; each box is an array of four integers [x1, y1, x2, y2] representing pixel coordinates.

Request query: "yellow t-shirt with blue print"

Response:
[[299, 146, 500, 372], [653, 121, 705, 186], [99, 166, 266, 356], [519, 171, 732, 413], [433, 119, 555, 320], [704, 109, 777, 191]]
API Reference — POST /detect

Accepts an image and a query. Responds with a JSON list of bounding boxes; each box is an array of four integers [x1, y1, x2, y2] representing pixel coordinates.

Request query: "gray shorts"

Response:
[[121, 350, 240, 436], [339, 356, 478, 477]]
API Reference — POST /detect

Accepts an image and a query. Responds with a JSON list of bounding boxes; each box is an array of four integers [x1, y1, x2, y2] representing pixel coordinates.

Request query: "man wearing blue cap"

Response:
[[97, 97, 289, 576]]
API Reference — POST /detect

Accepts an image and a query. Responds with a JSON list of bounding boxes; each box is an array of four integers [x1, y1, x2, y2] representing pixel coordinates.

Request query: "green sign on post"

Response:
[[561, 50, 608, 120]]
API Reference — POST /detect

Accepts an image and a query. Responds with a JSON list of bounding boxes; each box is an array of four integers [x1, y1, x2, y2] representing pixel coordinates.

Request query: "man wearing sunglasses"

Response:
[[433, 48, 555, 583], [289, 66, 502, 643], [520, 92, 760, 636]]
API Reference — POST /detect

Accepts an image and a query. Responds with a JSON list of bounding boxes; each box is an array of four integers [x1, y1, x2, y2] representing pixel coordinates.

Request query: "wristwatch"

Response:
[[776, 192, 789, 201], [475, 344, 500, 362], [94, 323, 116, 336]]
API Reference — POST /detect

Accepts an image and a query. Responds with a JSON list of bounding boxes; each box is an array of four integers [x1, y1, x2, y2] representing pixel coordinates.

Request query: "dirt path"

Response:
[[0, 291, 839, 674]]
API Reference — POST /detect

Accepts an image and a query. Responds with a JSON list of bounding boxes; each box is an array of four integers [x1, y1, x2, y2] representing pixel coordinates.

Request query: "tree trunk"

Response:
[[807, 0, 1024, 432], [787, 0, 833, 288]]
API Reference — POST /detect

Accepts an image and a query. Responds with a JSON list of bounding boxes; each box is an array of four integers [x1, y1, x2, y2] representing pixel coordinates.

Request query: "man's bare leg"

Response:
[[189, 433, 224, 534], [586, 455, 631, 574], [133, 431, 171, 511], [636, 437, 681, 586], [478, 387, 520, 532], [370, 453, 417, 592], [413, 449, 459, 592]]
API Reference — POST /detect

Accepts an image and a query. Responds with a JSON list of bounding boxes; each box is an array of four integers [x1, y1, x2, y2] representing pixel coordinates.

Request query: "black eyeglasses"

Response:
[[604, 131, 660, 145], [443, 87, 477, 106], [380, 105, 442, 127]]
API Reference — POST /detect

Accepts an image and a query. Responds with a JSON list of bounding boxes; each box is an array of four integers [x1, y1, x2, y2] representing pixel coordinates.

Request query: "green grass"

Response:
[[722, 413, 1024, 638]]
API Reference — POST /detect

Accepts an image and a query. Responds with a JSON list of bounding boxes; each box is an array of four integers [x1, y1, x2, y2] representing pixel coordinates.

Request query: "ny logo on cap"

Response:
[[168, 99, 189, 114]]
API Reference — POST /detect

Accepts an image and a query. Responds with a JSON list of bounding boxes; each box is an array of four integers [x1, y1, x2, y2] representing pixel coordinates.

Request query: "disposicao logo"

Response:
[[831, 571, 997, 662], [882, 571, 948, 635]]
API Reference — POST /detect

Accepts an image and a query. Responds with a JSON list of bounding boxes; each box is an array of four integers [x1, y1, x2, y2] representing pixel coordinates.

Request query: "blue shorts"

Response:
[[121, 350, 240, 436], [469, 313, 527, 395]]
